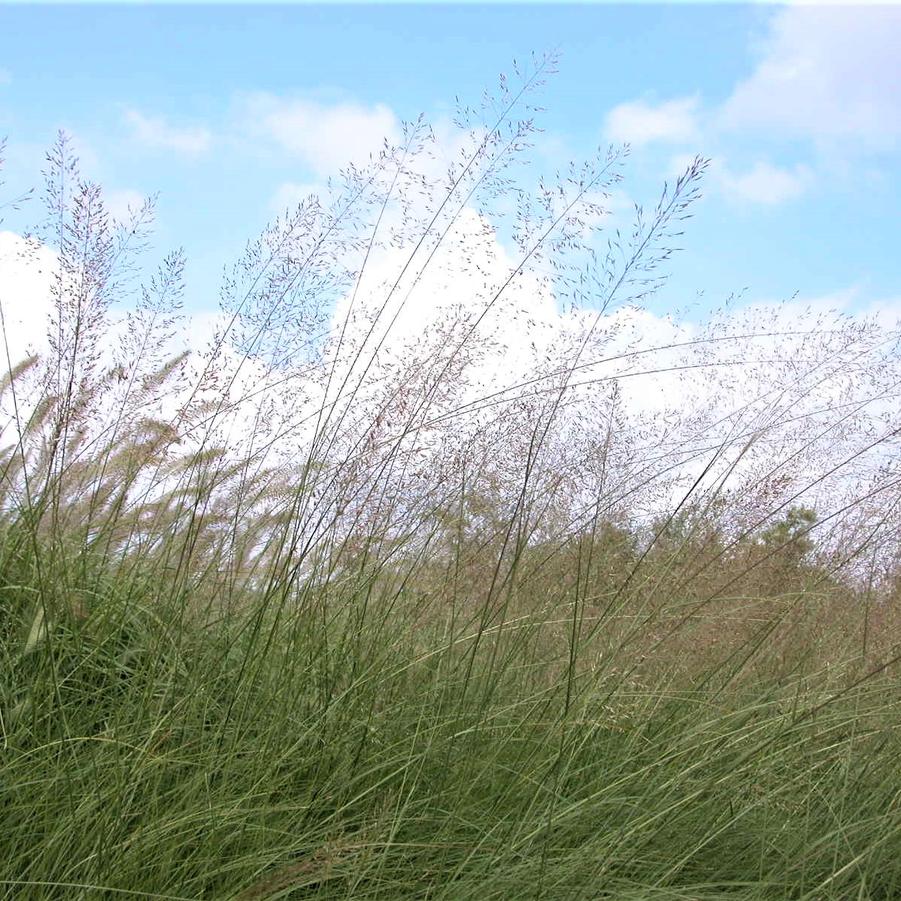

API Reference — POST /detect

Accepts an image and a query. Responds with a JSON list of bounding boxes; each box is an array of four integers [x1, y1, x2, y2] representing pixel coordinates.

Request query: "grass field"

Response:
[[2, 497, 901, 899]]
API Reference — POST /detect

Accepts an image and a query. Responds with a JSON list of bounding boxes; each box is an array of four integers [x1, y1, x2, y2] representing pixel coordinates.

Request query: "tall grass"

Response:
[[1, 60, 900, 899]]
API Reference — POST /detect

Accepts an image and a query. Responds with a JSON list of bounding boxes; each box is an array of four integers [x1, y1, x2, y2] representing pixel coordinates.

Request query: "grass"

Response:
[[2, 540, 900, 899], [1, 68, 901, 898]]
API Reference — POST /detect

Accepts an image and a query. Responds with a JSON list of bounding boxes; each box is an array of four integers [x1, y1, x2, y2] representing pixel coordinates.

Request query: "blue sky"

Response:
[[1, 2, 899, 320]]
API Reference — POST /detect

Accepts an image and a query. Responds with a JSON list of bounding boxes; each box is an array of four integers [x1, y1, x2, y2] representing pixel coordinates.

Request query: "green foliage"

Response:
[[2, 518, 901, 900], [759, 505, 817, 562]]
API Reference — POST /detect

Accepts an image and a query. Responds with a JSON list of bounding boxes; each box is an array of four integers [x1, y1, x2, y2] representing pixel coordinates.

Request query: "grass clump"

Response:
[[1, 62, 900, 899]]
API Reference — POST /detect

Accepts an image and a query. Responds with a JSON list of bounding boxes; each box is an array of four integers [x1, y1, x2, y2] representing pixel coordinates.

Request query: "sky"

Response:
[[0, 2, 899, 325], [0, 1, 899, 536]]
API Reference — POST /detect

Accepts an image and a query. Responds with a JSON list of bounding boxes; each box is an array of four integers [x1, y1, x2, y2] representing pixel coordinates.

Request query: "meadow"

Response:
[[2, 65, 900, 899]]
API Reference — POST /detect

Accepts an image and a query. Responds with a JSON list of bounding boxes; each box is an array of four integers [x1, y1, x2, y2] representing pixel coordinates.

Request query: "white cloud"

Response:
[[0, 230, 264, 440], [666, 153, 708, 188], [241, 93, 401, 176], [318, 214, 900, 534], [106, 189, 147, 223], [862, 296, 901, 331], [717, 160, 813, 206], [0, 231, 55, 364], [721, 5, 901, 148], [654, 7, 901, 206], [3, 219, 897, 536], [604, 96, 700, 147], [327, 206, 559, 380], [269, 181, 323, 214], [123, 108, 212, 155], [668, 154, 812, 206]]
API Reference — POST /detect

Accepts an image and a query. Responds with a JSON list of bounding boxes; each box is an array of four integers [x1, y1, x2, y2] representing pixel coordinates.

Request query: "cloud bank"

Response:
[[721, 5, 901, 149], [124, 109, 212, 156]]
